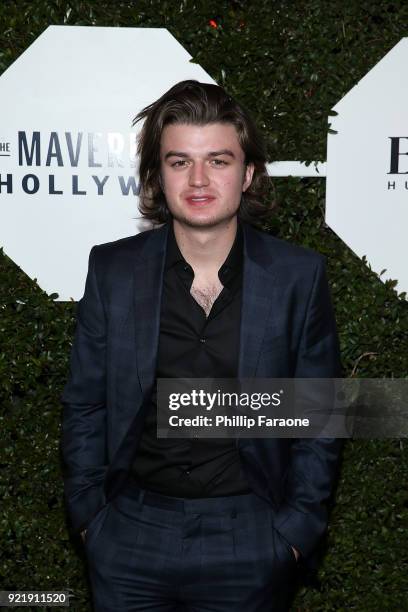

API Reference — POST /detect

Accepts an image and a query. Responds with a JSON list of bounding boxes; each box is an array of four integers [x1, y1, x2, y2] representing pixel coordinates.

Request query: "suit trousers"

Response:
[[84, 483, 298, 612]]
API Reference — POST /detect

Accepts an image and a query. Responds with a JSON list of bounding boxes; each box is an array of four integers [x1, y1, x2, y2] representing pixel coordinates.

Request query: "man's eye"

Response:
[[211, 159, 227, 166], [171, 160, 188, 167]]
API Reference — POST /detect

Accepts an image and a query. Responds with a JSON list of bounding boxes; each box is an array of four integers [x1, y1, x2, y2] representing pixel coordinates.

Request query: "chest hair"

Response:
[[190, 280, 223, 317]]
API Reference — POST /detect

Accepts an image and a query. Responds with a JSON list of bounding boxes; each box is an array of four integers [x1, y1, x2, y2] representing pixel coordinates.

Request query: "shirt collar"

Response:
[[165, 222, 185, 270], [165, 221, 243, 282]]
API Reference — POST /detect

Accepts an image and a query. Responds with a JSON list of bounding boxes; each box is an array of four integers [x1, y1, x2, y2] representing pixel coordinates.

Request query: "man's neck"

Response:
[[173, 218, 238, 274]]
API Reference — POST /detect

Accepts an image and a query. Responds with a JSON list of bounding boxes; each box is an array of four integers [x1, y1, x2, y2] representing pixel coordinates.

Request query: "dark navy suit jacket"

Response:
[[61, 221, 342, 561]]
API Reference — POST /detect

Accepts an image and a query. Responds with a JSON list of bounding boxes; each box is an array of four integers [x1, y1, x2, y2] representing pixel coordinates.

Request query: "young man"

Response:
[[61, 80, 342, 611]]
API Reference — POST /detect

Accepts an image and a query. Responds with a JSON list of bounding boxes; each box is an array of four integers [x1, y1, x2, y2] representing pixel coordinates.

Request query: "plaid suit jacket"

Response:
[[61, 221, 342, 560]]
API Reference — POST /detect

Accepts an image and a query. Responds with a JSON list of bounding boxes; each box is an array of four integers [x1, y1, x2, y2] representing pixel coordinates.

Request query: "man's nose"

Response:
[[188, 162, 209, 187]]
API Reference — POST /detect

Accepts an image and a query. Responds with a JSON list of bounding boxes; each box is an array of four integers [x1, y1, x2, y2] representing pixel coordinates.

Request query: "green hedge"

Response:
[[1, 1, 408, 610]]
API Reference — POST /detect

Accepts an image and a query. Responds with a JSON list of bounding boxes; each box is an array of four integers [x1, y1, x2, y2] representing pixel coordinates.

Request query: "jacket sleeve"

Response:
[[272, 257, 343, 558], [60, 246, 108, 535]]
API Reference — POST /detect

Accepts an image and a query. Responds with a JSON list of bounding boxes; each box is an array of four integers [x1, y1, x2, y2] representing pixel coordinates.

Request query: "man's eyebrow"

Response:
[[208, 149, 236, 158], [164, 149, 236, 160], [164, 151, 189, 160]]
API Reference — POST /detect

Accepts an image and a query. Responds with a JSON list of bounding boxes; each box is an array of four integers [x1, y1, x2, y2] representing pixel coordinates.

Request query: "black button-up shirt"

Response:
[[129, 222, 251, 497]]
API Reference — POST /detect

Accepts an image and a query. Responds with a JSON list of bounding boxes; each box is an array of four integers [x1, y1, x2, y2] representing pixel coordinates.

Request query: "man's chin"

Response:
[[172, 213, 237, 230]]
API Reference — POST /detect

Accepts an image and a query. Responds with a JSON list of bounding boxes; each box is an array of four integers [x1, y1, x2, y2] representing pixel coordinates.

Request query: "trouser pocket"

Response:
[[85, 503, 111, 553]]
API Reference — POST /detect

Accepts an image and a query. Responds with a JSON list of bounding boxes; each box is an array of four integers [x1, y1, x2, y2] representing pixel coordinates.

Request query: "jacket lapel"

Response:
[[238, 224, 276, 379], [133, 223, 169, 400]]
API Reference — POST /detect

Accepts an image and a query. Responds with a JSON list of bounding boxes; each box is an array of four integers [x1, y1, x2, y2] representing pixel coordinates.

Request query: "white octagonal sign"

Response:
[[326, 38, 408, 297], [0, 26, 214, 300]]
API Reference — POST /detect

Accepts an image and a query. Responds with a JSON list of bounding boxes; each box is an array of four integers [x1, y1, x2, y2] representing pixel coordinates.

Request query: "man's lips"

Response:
[[185, 195, 216, 205]]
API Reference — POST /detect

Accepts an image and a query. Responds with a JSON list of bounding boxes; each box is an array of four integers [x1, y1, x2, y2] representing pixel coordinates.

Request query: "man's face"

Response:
[[160, 122, 254, 230]]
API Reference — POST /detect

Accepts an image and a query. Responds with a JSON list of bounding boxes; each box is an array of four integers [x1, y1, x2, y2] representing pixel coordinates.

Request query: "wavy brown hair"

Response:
[[133, 80, 271, 227]]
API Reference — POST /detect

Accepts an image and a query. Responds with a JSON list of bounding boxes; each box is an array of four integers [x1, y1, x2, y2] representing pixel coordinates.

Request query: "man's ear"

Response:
[[242, 163, 255, 192]]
